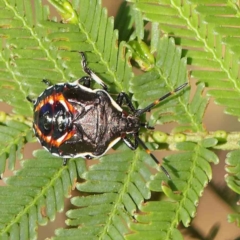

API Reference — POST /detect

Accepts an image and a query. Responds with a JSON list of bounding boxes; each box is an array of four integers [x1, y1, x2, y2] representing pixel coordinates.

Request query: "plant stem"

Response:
[[145, 131, 240, 151]]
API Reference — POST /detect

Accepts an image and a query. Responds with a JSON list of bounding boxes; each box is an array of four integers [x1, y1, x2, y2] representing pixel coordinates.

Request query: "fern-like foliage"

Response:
[[0, 114, 32, 176], [0, 0, 131, 170], [55, 149, 153, 239], [136, 140, 219, 238], [0, 0, 132, 116], [130, 36, 208, 132], [0, 150, 86, 239], [0, 0, 239, 240], [126, 1, 240, 235], [128, 0, 240, 119], [225, 150, 240, 227]]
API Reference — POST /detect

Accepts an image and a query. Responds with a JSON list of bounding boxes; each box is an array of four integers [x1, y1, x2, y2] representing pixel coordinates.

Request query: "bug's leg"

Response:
[[122, 135, 138, 150], [42, 79, 52, 86], [135, 135, 170, 179], [116, 92, 136, 113], [77, 76, 91, 88], [26, 96, 35, 104], [85, 155, 93, 160], [135, 82, 188, 116], [27, 80, 52, 104], [140, 122, 154, 130], [80, 52, 108, 91], [62, 158, 68, 166]]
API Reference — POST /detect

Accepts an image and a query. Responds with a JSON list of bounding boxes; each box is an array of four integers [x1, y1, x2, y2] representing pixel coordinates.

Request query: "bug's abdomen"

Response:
[[58, 88, 122, 157], [74, 99, 108, 144]]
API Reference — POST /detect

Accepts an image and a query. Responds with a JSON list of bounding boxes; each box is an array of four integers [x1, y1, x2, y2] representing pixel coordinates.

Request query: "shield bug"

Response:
[[27, 52, 187, 177]]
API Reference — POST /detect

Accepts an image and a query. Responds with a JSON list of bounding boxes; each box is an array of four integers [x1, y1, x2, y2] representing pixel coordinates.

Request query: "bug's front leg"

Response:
[[27, 79, 52, 103], [77, 76, 91, 88], [79, 52, 108, 91], [42, 79, 52, 86], [26, 96, 35, 104]]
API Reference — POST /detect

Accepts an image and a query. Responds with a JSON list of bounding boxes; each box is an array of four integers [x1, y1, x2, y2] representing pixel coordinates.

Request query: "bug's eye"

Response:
[[39, 103, 53, 135], [53, 101, 70, 138]]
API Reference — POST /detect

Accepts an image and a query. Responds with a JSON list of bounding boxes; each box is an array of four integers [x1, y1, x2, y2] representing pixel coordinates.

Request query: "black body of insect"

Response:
[[27, 52, 187, 178]]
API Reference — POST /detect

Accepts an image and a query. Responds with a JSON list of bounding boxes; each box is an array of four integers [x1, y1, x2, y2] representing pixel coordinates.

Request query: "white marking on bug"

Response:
[[46, 85, 55, 90], [52, 152, 60, 157], [59, 99, 69, 111], [90, 72, 106, 88], [49, 98, 54, 104], [92, 89, 123, 112], [43, 146, 49, 151], [48, 137, 122, 159], [69, 82, 123, 112], [56, 132, 68, 144], [46, 136, 52, 142]]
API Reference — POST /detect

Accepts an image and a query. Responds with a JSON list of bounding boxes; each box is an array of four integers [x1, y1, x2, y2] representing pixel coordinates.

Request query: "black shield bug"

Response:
[[27, 52, 187, 178]]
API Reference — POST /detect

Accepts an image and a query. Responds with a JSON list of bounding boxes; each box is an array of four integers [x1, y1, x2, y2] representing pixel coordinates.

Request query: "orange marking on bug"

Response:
[[35, 95, 54, 111], [35, 92, 77, 114], [49, 131, 75, 147], [34, 123, 51, 142], [154, 100, 160, 105], [146, 149, 151, 154], [34, 123, 76, 147]]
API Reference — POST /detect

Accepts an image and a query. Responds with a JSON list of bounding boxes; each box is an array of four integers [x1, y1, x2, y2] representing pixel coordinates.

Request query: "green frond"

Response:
[[127, 0, 240, 119], [128, 201, 183, 240], [125, 141, 219, 239], [54, 149, 154, 239], [1, 0, 238, 239], [0, 0, 56, 116], [0, 0, 133, 117], [226, 150, 240, 195], [167, 82, 208, 133], [0, 116, 32, 175], [0, 150, 86, 239], [130, 36, 208, 132], [114, 2, 135, 42], [225, 150, 240, 227]]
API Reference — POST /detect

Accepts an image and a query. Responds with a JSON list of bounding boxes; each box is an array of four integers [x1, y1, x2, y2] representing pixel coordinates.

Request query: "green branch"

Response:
[[146, 131, 240, 151]]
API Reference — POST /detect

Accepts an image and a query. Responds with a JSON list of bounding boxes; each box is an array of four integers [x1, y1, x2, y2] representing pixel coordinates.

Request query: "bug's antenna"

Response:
[[26, 96, 35, 104], [136, 135, 171, 179], [135, 82, 188, 116]]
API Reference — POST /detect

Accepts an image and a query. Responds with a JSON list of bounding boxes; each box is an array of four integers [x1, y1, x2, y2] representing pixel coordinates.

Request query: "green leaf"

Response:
[[0, 150, 86, 239], [128, 201, 181, 240], [146, 141, 218, 233], [0, 0, 133, 117], [127, 0, 240, 119], [228, 213, 240, 227], [0, 117, 32, 176], [1, 0, 238, 239], [225, 150, 240, 194], [55, 149, 152, 239]]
